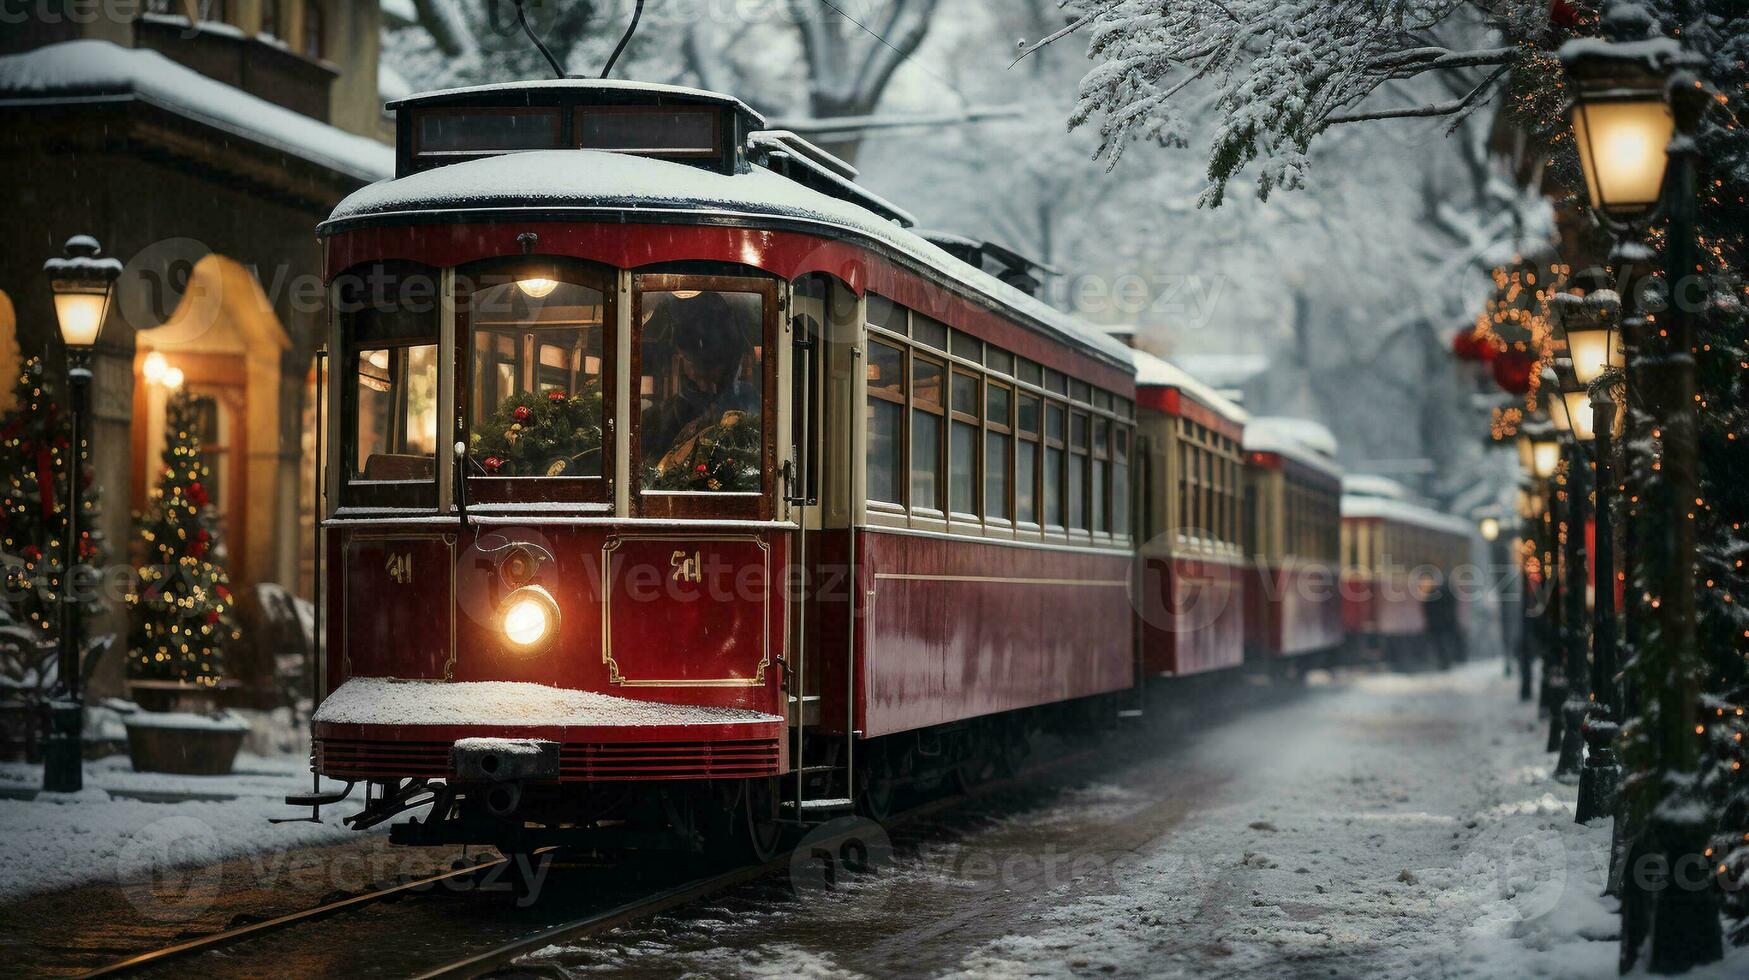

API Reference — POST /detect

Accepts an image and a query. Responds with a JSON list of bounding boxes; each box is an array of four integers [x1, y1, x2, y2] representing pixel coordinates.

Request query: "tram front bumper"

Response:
[[450, 737, 560, 782]]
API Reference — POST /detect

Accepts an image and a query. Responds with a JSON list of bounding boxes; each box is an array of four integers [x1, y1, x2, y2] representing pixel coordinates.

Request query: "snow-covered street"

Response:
[[528, 663, 1637, 979]]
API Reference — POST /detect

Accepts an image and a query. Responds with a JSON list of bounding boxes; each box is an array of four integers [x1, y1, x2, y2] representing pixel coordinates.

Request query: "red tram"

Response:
[[305, 79, 1135, 854], [296, 77, 1481, 856], [1241, 418, 1345, 668], [1339, 476, 1477, 665], [1132, 350, 1249, 678]]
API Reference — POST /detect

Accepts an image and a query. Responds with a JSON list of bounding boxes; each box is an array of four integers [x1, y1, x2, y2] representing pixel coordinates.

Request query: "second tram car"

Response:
[[1339, 476, 1477, 665], [1241, 418, 1345, 668], [1131, 350, 1250, 678]]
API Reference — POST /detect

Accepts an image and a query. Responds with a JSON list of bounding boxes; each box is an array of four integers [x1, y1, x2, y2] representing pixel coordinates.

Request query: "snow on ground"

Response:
[[533, 660, 1726, 979], [0, 752, 359, 902]]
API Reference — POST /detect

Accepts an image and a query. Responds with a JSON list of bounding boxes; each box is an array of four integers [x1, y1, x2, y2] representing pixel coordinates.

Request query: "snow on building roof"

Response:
[[323, 149, 1135, 368], [1343, 474, 1412, 501], [1341, 494, 1477, 538], [313, 677, 782, 728], [0, 40, 394, 183], [1129, 347, 1249, 424], [1244, 416, 1342, 479], [386, 78, 767, 126]]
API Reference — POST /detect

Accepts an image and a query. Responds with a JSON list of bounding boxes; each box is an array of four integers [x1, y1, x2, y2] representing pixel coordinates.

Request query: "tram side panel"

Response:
[[846, 528, 1134, 738]]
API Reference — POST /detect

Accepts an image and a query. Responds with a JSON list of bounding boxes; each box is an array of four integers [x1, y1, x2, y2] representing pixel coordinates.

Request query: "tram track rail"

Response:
[[76, 855, 511, 979], [75, 685, 1281, 980]]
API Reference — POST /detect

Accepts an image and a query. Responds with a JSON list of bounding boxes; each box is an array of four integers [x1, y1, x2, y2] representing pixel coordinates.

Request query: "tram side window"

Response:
[[985, 381, 1012, 522], [1043, 402, 1065, 528], [911, 354, 945, 512], [865, 339, 905, 505], [1091, 416, 1109, 533], [949, 370, 980, 516], [1113, 426, 1130, 537], [1016, 393, 1041, 525], [339, 262, 440, 485], [1067, 412, 1088, 532], [464, 269, 607, 479]]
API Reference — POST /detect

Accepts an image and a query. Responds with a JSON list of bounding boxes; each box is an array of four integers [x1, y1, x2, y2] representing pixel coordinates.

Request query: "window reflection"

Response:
[[467, 277, 606, 478], [356, 344, 438, 480], [639, 289, 764, 493]]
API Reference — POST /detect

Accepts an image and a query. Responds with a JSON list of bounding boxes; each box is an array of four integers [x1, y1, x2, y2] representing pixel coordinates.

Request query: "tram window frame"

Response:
[[1090, 415, 1110, 535], [336, 260, 443, 511], [948, 368, 982, 520], [910, 351, 946, 515], [1067, 410, 1089, 533], [456, 256, 617, 507], [411, 107, 564, 164], [1112, 425, 1131, 538], [630, 273, 779, 520], [1043, 400, 1066, 531], [1016, 392, 1042, 529], [575, 105, 721, 159], [984, 379, 1013, 524], [864, 337, 907, 509]]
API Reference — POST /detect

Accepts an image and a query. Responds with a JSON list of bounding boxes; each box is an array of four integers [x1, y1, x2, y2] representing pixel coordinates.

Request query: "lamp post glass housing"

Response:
[[46, 235, 121, 349], [1571, 95, 1675, 216]]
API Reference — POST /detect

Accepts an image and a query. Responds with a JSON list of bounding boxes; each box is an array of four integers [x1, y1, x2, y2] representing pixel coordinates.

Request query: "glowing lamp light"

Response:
[[1566, 322, 1623, 385], [517, 277, 559, 299], [500, 586, 559, 651], [162, 366, 185, 390], [1479, 517, 1501, 542], [1560, 26, 1680, 221], [1570, 97, 1674, 218], [44, 235, 122, 350], [1561, 389, 1597, 441], [142, 351, 168, 384]]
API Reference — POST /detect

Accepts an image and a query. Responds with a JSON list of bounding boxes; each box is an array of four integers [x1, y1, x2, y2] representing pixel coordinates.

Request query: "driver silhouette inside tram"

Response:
[[640, 290, 759, 476]]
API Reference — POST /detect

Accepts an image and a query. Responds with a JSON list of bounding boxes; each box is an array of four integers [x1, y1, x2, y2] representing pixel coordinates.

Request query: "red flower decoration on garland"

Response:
[[512, 405, 532, 422], [695, 463, 709, 474], [547, 389, 567, 402], [483, 456, 505, 474]]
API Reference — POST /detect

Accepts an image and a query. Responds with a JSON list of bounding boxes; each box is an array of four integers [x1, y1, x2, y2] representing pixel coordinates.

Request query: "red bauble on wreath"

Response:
[[1491, 350, 1538, 395], [1450, 328, 1485, 362]]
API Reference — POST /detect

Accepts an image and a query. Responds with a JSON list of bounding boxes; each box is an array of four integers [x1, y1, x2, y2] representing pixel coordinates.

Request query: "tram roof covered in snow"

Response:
[[1244, 417, 1342, 480], [1129, 347, 1249, 426], [324, 79, 1136, 371], [1340, 494, 1476, 538]]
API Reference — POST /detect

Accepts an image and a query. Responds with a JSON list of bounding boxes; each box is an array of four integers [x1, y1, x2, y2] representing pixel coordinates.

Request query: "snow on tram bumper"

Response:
[[309, 677, 786, 783]]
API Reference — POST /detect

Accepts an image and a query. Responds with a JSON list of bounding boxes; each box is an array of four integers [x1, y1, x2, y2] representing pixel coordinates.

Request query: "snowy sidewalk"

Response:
[[0, 752, 361, 901], [529, 662, 1708, 978]]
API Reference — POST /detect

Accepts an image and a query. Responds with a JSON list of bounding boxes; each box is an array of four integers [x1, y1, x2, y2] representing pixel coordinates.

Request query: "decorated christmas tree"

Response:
[[129, 391, 238, 686], [0, 356, 102, 677]]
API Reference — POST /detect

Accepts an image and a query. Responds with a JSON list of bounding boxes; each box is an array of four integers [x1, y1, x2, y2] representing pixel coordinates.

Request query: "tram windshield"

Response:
[[637, 285, 765, 495], [464, 275, 607, 480]]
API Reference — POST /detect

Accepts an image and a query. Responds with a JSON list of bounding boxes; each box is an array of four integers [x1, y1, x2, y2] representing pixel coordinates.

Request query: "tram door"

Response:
[[787, 274, 858, 804]]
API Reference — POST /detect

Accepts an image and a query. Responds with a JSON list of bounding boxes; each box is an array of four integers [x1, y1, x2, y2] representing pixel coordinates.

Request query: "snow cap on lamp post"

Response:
[[43, 235, 122, 350], [1558, 2, 1688, 220]]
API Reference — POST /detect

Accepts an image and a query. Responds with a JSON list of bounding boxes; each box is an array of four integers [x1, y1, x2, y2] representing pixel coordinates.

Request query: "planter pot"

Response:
[[124, 710, 251, 775], [126, 680, 240, 714]]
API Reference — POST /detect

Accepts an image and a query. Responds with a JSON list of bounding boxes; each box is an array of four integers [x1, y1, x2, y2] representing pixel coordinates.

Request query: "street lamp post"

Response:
[[1560, 1, 1719, 968], [40, 235, 120, 795], [1553, 288, 1626, 823], [1547, 366, 1591, 782], [1520, 422, 1563, 727]]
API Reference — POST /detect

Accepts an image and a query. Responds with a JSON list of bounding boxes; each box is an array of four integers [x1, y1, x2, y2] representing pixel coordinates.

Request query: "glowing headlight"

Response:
[[501, 586, 559, 651]]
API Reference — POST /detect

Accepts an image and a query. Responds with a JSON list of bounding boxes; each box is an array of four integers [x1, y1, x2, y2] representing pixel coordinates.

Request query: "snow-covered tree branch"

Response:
[[1059, 0, 1528, 206]]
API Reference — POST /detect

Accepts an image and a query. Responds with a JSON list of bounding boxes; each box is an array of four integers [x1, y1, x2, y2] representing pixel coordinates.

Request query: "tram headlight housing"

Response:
[[500, 585, 560, 652]]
